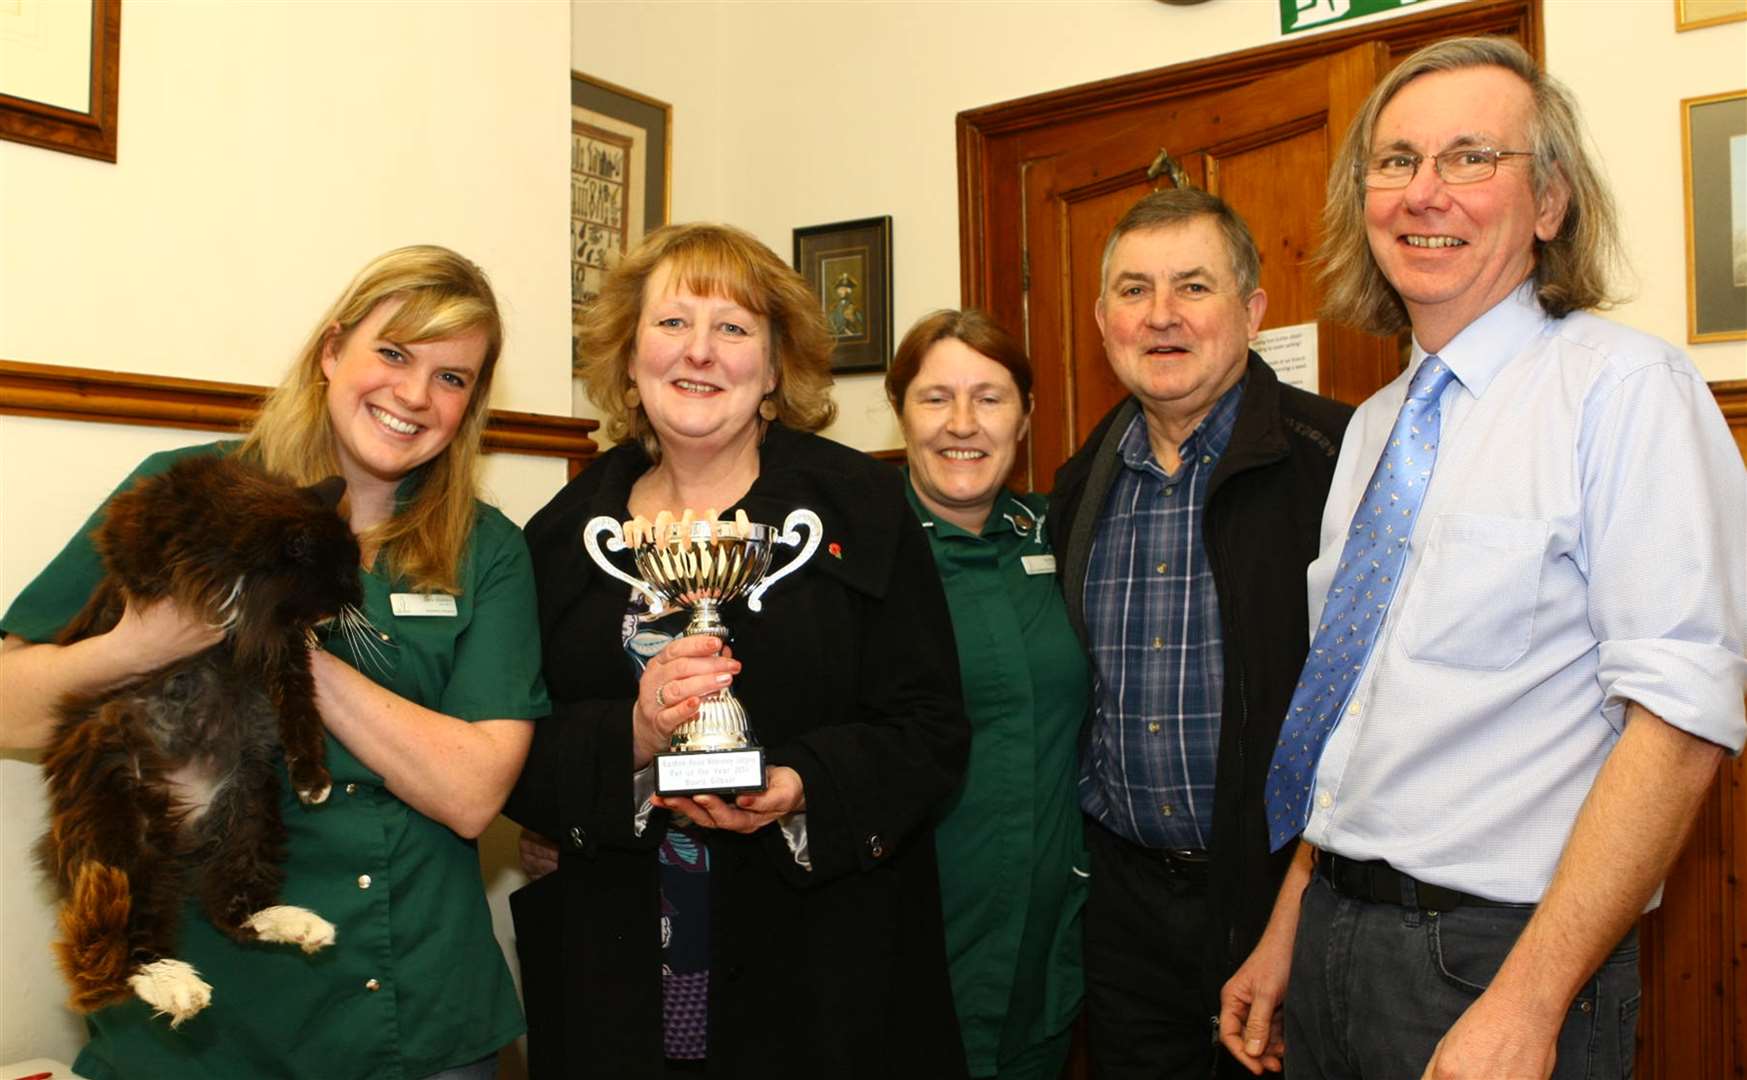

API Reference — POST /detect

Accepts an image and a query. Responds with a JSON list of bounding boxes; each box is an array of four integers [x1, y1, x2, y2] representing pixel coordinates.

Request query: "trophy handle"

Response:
[[746, 509, 823, 613], [582, 515, 670, 618]]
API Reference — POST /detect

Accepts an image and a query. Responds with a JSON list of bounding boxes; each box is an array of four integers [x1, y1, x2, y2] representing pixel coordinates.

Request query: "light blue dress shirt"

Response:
[[1303, 285, 1747, 904]]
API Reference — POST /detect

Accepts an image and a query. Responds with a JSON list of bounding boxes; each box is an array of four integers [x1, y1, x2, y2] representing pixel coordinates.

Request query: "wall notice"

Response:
[[1253, 323, 1319, 393]]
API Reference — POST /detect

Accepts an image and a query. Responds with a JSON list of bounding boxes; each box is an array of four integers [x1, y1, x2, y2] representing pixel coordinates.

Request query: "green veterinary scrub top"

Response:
[[906, 478, 1090, 1076], [1, 442, 549, 1080]]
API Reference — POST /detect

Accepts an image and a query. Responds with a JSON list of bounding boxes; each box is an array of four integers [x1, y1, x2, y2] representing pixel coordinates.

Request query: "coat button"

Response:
[[866, 834, 885, 859], [569, 825, 586, 851], [364, 978, 381, 992], [345, 783, 359, 796], [357, 874, 372, 889]]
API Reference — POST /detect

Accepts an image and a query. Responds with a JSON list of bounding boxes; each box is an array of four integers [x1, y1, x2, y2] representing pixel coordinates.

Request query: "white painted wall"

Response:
[[573, 0, 1746, 460], [0, 0, 572, 1070]]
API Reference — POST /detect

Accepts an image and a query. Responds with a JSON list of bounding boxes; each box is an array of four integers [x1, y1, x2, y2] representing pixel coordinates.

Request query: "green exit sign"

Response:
[[1281, 0, 1429, 34]]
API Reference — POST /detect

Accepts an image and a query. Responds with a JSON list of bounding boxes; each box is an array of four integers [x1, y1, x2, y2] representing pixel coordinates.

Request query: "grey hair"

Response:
[[1099, 187, 1263, 296], [1317, 35, 1623, 334]]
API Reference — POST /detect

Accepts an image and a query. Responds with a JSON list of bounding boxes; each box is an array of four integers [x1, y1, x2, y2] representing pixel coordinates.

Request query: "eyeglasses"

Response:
[[1362, 147, 1535, 189]]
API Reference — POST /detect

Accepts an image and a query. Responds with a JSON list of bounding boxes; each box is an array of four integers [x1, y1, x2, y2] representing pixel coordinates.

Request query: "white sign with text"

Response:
[[1253, 323, 1320, 394]]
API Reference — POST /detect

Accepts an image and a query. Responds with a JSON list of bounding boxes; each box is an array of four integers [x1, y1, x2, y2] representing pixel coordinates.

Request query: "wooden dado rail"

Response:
[[0, 359, 599, 473]]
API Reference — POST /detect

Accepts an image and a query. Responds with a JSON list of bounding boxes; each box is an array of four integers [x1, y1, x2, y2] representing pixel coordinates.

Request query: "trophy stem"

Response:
[[671, 685, 753, 752], [685, 599, 728, 640]]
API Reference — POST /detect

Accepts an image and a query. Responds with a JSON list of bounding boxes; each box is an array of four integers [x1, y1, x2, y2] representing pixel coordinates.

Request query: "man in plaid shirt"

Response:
[[1048, 188, 1351, 1079]]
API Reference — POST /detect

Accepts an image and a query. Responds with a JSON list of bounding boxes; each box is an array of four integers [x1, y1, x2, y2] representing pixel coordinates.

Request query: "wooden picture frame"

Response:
[[1675, 0, 1746, 31], [0, 0, 120, 162], [793, 216, 894, 375], [572, 71, 671, 372], [1681, 89, 1747, 343]]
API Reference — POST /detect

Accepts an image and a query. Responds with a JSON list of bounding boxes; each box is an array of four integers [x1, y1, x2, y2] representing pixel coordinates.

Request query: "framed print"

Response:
[[1675, 0, 1746, 31], [0, 0, 120, 161], [572, 71, 671, 370], [1681, 90, 1747, 343], [793, 216, 893, 375]]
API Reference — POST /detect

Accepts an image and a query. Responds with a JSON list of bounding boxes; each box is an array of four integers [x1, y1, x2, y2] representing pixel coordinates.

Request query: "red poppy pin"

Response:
[[828, 542, 843, 559]]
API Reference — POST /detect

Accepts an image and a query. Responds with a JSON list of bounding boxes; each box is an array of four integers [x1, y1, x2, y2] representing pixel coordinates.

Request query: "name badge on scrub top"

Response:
[[1021, 554, 1057, 576], [390, 593, 459, 617]]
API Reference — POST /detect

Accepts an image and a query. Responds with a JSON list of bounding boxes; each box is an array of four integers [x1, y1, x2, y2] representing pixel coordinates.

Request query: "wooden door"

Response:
[[1019, 43, 1390, 486], [958, 0, 1543, 489]]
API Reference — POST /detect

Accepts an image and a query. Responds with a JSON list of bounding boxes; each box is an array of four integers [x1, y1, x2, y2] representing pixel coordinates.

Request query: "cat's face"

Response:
[[274, 496, 364, 625], [320, 299, 486, 494]]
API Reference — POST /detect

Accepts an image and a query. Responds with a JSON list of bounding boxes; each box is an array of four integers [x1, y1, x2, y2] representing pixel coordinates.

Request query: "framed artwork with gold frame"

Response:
[[1674, 0, 1746, 31], [1680, 89, 1747, 343]]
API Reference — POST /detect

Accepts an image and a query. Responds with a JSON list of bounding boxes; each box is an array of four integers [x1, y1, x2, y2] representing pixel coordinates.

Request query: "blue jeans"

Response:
[[1285, 873, 1640, 1079]]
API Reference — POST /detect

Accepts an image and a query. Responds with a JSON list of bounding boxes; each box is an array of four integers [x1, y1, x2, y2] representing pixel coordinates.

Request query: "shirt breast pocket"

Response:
[[1400, 514, 1549, 671]]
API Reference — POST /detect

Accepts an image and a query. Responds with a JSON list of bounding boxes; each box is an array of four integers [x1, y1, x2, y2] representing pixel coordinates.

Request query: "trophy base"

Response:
[[655, 746, 767, 797]]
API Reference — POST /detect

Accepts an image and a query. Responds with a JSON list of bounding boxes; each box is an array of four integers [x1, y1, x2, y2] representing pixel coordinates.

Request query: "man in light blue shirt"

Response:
[[1217, 36, 1746, 1080]]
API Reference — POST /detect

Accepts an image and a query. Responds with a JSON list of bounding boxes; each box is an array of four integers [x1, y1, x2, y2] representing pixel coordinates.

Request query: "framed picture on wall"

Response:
[[0, 0, 120, 161], [1674, 0, 1746, 31], [572, 71, 671, 372], [1681, 89, 1747, 343], [793, 216, 894, 375]]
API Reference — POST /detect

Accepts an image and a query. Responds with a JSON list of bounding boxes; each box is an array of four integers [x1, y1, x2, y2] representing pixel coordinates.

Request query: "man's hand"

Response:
[[1218, 929, 1292, 1074], [1219, 840, 1312, 1075], [1420, 986, 1560, 1080], [519, 828, 560, 880]]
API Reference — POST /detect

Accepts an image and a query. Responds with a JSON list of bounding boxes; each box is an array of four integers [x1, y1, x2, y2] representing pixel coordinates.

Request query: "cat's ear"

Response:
[[307, 476, 347, 510]]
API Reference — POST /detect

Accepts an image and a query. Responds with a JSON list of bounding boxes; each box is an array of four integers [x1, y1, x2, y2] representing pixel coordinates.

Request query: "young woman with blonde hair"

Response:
[[0, 244, 547, 1080]]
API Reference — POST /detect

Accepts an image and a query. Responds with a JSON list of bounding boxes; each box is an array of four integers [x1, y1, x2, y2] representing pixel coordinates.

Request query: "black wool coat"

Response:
[[505, 425, 970, 1079], [1048, 354, 1352, 1016]]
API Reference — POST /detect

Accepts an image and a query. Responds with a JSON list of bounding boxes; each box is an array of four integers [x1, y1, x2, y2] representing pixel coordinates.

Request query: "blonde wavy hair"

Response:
[[577, 222, 836, 458], [1318, 36, 1623, 334], [244, 244, 503, 594]]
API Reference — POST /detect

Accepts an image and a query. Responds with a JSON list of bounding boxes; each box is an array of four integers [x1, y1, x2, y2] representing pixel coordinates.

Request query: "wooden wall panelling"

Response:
[[0, 359, 599, 472]]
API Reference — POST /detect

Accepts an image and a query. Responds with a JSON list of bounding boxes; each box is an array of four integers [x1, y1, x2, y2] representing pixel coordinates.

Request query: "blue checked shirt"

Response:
[[1080, 381, 1243, 850]]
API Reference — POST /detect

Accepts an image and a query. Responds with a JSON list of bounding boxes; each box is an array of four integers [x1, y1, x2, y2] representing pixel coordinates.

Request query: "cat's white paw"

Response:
[[297, 783, 331, 805], [130, 958, 212, 1027], [245, 904, 336, 954]]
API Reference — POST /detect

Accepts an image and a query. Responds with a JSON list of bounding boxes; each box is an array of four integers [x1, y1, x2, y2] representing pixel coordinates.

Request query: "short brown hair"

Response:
[[576, 222, 836, 456], [1100, 188, 1262, 295], [1318, 36, 1623, 334], [885, 308, 1033, 414]]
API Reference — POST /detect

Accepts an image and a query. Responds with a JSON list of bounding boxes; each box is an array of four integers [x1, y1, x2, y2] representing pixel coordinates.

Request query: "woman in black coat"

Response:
[[506, 223, 970, 1079]]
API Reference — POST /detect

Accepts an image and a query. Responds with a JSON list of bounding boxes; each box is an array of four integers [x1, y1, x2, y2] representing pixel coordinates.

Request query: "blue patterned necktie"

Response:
[[1265, 356, 1459, 851]]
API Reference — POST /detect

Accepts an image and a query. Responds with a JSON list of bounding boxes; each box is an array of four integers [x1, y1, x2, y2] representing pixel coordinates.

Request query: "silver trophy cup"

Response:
[[582, 509, 823, 796]]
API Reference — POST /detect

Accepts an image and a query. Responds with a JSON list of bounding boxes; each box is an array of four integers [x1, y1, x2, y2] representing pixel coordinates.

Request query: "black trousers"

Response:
[[1083, 819, 1228, 1080]]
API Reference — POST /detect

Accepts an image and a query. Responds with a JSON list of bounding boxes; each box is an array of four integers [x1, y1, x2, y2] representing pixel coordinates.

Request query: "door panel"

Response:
[[1019, 44, 1389, 487]]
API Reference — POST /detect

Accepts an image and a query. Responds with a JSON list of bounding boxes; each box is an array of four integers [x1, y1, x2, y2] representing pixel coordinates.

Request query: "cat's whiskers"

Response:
[[210, 576, 246, 633], [332, 605, 395, 675]]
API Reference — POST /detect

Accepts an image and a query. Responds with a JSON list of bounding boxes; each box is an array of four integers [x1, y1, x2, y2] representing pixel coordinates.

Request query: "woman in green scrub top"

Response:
[[0, 246, 547, 1080], [887, 309, 1092, 1080]]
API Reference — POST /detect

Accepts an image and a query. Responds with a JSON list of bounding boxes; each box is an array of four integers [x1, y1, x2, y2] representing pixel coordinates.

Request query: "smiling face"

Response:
[[630, 261, 776, 459], [320, 298, 484, 494], [1364, 65, 1569, 351], [899, 337, 1030, 534], [1094, 216, 1267, 431]]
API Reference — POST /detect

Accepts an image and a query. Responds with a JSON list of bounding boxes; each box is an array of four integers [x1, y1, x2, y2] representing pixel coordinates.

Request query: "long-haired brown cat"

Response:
[[35, 453, 368, 1026]]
